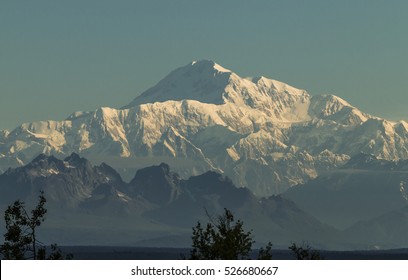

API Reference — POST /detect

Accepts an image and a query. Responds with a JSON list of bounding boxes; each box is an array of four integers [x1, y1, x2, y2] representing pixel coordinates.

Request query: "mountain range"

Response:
[[1, 60, 408, 249], [0, 154, 338, 248], [1, 60, 408, 196], [1, 153, 407, 249]]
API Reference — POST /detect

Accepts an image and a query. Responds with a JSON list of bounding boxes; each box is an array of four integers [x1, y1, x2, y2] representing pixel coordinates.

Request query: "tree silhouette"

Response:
[[1, 191, 71, 260], [257, 241, 273, 260], [289, 242, 322, 260], [189, 208, 272, 260]]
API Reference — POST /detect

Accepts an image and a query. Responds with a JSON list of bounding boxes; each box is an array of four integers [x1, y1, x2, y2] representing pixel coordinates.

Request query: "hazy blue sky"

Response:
[[1, 0, 407, 130]]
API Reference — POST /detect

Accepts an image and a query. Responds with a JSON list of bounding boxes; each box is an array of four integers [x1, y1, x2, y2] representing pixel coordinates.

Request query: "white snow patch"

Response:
[[400, 181, 408, 202], [117, 191, 131, 202], [63, 161, 76, 169]]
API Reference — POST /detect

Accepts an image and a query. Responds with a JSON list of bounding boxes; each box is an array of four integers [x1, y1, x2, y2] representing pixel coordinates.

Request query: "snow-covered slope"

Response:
[[1, 60, 407, 196], [124, 60, 311, 123], [308, 94, 371, 125]]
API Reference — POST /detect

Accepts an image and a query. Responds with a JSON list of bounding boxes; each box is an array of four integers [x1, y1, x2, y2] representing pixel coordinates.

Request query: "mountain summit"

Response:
[[124, 60, 232, 107], [124, 59, 312, 123], [1, 60, 407, 196]]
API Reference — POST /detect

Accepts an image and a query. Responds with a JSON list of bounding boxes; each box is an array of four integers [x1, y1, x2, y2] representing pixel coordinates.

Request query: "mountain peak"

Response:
[[64, 152, 90, 167], [123, 59, 310, 111], [190, 59, 231, 73], [129, 163, 181, 205], [0, 130, 9, 140], [123, 60, 232, 108], [31, 153, 50, 163], [30, 153, 60, 165]]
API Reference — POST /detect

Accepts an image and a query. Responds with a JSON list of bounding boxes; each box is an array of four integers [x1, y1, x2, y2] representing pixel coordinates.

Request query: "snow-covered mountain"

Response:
[[1, 60, 408, 196]]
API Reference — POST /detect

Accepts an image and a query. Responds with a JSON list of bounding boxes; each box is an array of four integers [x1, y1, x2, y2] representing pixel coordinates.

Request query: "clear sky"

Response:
[[1, 0, 407, 130]]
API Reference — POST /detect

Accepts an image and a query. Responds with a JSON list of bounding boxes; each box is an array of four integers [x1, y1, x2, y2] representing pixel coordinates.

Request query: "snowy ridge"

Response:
[[308, 94, 371, 125], [0, 130, 9, 141], [124, 60, 311, 123], [1, 60, 408, 196]]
